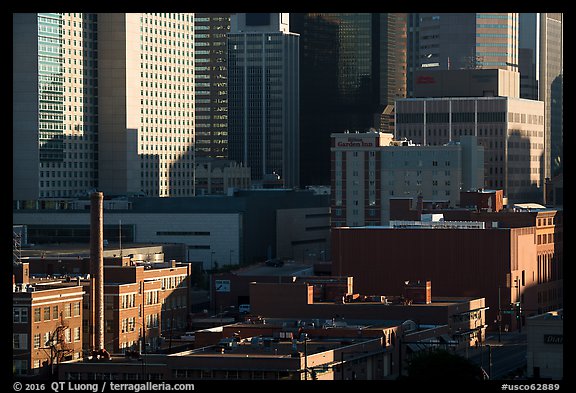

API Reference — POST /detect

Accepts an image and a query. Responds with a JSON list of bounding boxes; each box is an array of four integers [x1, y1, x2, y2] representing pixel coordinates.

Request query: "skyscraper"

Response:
[[291, 13, 407, 187], [227, 13, 300, 188], [519, 13, 563, 179], [13, 13, 196, 202], [14, 13, 99, 201], [98, 13, 195, 197], [407, 13, 520, 96], [194, 13, 231, 160]]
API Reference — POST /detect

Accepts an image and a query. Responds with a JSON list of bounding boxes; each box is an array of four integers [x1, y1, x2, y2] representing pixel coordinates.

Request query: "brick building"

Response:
[[13, 264, 85, 378], [331, 209, 562, 333]]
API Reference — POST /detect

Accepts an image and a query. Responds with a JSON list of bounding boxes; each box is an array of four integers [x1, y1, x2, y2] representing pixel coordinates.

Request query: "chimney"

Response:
[[90, 192, 104, 351], [403, 280, 432, 304]]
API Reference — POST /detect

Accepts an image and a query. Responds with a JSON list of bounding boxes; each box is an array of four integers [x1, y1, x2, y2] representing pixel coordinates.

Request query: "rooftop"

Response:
[[235, 261, 314, 277]]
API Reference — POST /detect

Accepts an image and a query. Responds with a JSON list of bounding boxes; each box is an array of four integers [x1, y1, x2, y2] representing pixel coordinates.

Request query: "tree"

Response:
[[404, 348, 484, 380]]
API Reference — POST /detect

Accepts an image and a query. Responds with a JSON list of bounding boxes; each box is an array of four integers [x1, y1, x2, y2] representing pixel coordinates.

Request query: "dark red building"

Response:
[[332, 215, 562, 333]]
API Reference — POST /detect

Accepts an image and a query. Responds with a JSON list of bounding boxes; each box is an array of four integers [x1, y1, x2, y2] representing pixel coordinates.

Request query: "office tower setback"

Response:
[[194, 13, 231, 160], [397, 68, 545, 204], [407, 13, 519, 96], [292, 13, 407, 187], [227, 13, 300, 188], [14, 13, 196, 202]]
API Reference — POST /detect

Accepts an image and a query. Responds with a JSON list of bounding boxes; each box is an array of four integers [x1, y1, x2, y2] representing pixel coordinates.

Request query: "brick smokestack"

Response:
[[90, 192, 104, 351]]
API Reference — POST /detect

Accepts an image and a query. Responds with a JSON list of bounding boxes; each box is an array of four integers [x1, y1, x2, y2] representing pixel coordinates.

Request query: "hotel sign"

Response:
[[416, 75, 436, 84], [337, 137, 373, 147], [543, 334, 563, 344]]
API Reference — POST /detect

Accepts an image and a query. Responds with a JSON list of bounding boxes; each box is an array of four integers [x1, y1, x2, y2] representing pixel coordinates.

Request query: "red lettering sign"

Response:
[[416, 75, 435, 84]]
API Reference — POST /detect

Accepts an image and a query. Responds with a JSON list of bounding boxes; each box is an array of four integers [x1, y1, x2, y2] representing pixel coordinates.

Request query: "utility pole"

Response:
[[498, 286, 502, 342]]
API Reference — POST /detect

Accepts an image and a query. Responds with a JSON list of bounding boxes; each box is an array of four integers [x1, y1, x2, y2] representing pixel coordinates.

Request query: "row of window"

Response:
[[14, 326, 81, 351], [13, 303, 80, 324]]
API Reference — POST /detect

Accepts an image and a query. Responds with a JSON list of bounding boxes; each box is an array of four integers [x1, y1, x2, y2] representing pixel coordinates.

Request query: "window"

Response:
[[13, 360, 28, 375], [34, 334, 41, 349], [74, 327, 81, 342], [53, 306, 59, 319], [34, 308, 41, 322], [44, 307, 51, 321], [13, 307, 28, 323], [73, 302, 80, 317], [64, 303, 72, 318], [13, 334, 28, 350]]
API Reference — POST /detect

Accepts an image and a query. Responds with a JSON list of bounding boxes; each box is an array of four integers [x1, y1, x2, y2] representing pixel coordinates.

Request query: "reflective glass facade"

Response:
[[292, 13, 407, 186]]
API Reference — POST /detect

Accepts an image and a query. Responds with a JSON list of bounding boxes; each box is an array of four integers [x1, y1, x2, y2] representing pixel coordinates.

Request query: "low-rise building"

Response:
[[14, 189, 330, 269], [249, 280, 487, 348], [13, 265, 85, 378], [526, 309, 563, 380]]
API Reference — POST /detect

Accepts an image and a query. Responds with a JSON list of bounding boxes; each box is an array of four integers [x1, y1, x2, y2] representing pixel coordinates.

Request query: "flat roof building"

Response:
[[57, 319, 399, 380], [13, 269, 85, 378], [331, 208, 562, 334], [526, 309, 563, 380], [331, 131, 484, 226], [13, 189, 330, 269]]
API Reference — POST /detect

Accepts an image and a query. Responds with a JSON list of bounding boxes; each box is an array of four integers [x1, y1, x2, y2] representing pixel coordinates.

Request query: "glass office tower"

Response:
[[292, 13, 407, 187], [228, 13, 300, 188]]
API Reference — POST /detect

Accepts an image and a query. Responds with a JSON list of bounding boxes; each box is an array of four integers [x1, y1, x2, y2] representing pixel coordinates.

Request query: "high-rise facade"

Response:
[[541, 14, 563, 179], [519, 13, 563, 179], [292, 13, 407, 187], [98, 13, 195, 198], [407, 13, 520, 96], [14, 13, 99, 201], [13, 13, 196, 202], [396, 69, 544, 204], [227, 13, 300, 188], [194, 13, 231, 160]]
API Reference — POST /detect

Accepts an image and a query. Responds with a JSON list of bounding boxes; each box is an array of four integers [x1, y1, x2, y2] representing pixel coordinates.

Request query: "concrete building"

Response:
[[13, 13, 196, 201], [13, 265, 85, 378], [13, 189, 330, 270], [228, 13, 300, 188], [331, 131, 484, 226], [194, 13, 231, 160], [331, 207, 563, 333], [526, 309, 563, 380], [211, 268, 347, 314], [98, 13, 195, 198], [396, 69, 545, 204], [13, 13, 99, 201], [194, 159, 251, 195]]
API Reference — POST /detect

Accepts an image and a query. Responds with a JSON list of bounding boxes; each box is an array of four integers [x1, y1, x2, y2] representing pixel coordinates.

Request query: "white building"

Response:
[[13, 13, 196, 201], [331, 131, 484, 227], [526, 309, 563, 380]]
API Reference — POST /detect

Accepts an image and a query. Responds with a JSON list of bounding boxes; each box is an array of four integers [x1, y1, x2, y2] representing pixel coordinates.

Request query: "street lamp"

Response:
[[301, 333, 309, 380]]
